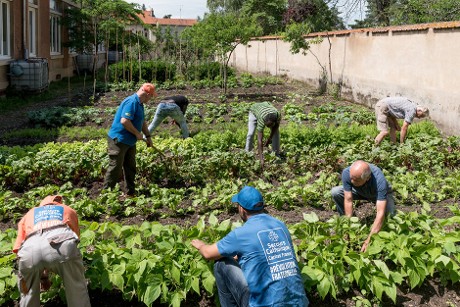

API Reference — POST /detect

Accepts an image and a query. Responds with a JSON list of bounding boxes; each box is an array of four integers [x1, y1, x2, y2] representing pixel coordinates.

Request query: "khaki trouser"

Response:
[[375, 100, 398, 131], [17, 227, 91, 307]]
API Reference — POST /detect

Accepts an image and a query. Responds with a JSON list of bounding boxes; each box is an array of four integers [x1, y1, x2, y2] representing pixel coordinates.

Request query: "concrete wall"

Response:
[[230, 22, 460, 135]]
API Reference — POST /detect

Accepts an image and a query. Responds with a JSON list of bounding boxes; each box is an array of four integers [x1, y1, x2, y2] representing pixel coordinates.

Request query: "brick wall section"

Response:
[[0, 0, 80, 94]]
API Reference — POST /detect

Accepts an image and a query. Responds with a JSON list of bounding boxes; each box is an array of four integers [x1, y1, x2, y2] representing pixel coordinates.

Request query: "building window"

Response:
[[0, 0, 11, 58], [50, 0, 61, 12], [28, 4, 38, 57], [50, 15, 61, 54], [50, 0, 62, 54]]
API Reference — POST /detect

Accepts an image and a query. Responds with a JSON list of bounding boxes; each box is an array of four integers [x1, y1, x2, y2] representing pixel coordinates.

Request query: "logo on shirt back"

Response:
[[258, 228, 298, 281], [268, 230, 279, 242], [33, 205, 64, 230]]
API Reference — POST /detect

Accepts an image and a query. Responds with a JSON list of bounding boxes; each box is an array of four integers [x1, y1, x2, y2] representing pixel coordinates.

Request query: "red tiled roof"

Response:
[[137, 10, 197, 27]]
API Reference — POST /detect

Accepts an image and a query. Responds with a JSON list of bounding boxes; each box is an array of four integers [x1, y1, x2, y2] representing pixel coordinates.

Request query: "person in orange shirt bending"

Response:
[[13, 195, 91, 307]]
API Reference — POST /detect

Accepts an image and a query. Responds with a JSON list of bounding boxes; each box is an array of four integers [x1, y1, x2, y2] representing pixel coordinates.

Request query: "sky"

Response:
[[128, 0, 209, 19], [336, 0, 367, 26]]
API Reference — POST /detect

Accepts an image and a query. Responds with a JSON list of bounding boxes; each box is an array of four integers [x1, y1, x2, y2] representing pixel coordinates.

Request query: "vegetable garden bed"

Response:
[[0, 77, 459, 307]]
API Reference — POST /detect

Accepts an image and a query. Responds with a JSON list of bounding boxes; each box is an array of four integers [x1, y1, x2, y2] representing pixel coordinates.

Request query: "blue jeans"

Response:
[[331, 185, 396, 216], [245, 112, 280, 154], [148, 103, 189, 138], [213, 258, 249, 307]]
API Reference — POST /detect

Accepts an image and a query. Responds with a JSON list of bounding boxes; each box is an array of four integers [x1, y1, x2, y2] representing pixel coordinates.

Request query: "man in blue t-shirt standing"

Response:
[[331, 160, 396, 252], [191, 186, 309, 307], [103, 83, 157, 196]]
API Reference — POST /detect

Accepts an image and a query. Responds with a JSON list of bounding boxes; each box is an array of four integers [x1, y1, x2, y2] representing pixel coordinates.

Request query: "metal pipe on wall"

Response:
[[23, 0, 29, 59]]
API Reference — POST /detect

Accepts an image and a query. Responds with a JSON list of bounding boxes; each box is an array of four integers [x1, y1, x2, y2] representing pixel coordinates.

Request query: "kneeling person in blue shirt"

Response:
[[331, 160, 396, 252], [191, 186, 309, 307]]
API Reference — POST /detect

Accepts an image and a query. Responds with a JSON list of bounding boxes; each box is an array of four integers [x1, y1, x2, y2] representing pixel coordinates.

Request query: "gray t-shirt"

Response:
[[381, 97, 417, 123]]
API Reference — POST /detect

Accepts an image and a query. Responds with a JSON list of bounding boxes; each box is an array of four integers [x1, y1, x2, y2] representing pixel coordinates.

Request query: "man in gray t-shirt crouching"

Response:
[[374, 96, 429, 145], [331, 160, 395, 252]]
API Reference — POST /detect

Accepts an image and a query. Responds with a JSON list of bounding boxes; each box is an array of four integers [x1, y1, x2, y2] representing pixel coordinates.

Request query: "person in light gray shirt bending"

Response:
[[374, 97, 429, 145]]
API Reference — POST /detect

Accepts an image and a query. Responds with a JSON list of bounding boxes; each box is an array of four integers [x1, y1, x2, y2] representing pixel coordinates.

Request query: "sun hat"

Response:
[[231, 186, 264, 211], [142, 83, 157, 97]]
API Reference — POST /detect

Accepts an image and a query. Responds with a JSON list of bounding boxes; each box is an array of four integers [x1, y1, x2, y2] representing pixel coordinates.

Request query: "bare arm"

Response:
[[121, 118, 143, 140], [257, 131, 264, 161], [343, 191, 354, 217], [141, 121, 152, 147], [172, 120, 181, 128], [361, 200, 386, 252], [181, 104, 188, 115], [264, 123, 279, 147], [399, 121, 410, 143], [191, 239, 222, 261]]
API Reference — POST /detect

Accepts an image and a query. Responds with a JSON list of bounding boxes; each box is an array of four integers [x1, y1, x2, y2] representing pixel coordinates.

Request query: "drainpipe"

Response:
[[23, 0, 29, 59]]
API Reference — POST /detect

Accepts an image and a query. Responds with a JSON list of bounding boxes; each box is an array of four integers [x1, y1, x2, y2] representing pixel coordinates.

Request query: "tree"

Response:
[[282, 22, 333, 93], [282, 22, 326, 74], [207, 0, 245, 13], [183, 13, 262, 94], [207, 0, 287, 35], [347, 0, 460, 28], [241, 0, 288, 35], [389, 0, 460, 25], [63, 0, 144, 94], [362, 0, 393, 26], [283, 0, 345, 31]]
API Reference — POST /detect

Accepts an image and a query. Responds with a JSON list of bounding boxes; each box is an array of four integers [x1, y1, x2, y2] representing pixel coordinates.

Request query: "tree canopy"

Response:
[[63, 0, 143, 53], [207, 0, 244, 13], [241, 0, 288, 35], [283, 0, 345, 31], [349, 0, 460, 28]]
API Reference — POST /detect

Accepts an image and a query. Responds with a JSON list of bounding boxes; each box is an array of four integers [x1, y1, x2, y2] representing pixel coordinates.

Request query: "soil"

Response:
[[1, 80, 459, 306]]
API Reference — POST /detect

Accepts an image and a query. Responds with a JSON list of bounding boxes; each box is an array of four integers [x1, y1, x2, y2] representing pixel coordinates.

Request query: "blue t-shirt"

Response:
[[108, 94, 145, 146], [217, 214, 309, 307], [342, 164, 389, 201]]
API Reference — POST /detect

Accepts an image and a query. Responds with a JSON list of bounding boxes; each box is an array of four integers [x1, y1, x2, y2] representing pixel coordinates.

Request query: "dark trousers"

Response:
[[103, 137, 136, 195]]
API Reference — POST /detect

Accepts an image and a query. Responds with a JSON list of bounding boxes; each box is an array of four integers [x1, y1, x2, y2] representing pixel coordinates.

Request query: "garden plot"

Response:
[[0, 79, 459, 307]]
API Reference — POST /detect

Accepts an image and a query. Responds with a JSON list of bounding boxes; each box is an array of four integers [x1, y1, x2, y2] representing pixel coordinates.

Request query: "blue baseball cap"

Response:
[[231, 186, 264, 211]]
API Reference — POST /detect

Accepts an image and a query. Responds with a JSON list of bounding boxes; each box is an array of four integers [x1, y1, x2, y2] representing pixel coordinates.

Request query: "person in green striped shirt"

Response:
[[245, 102, 281, 164]]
